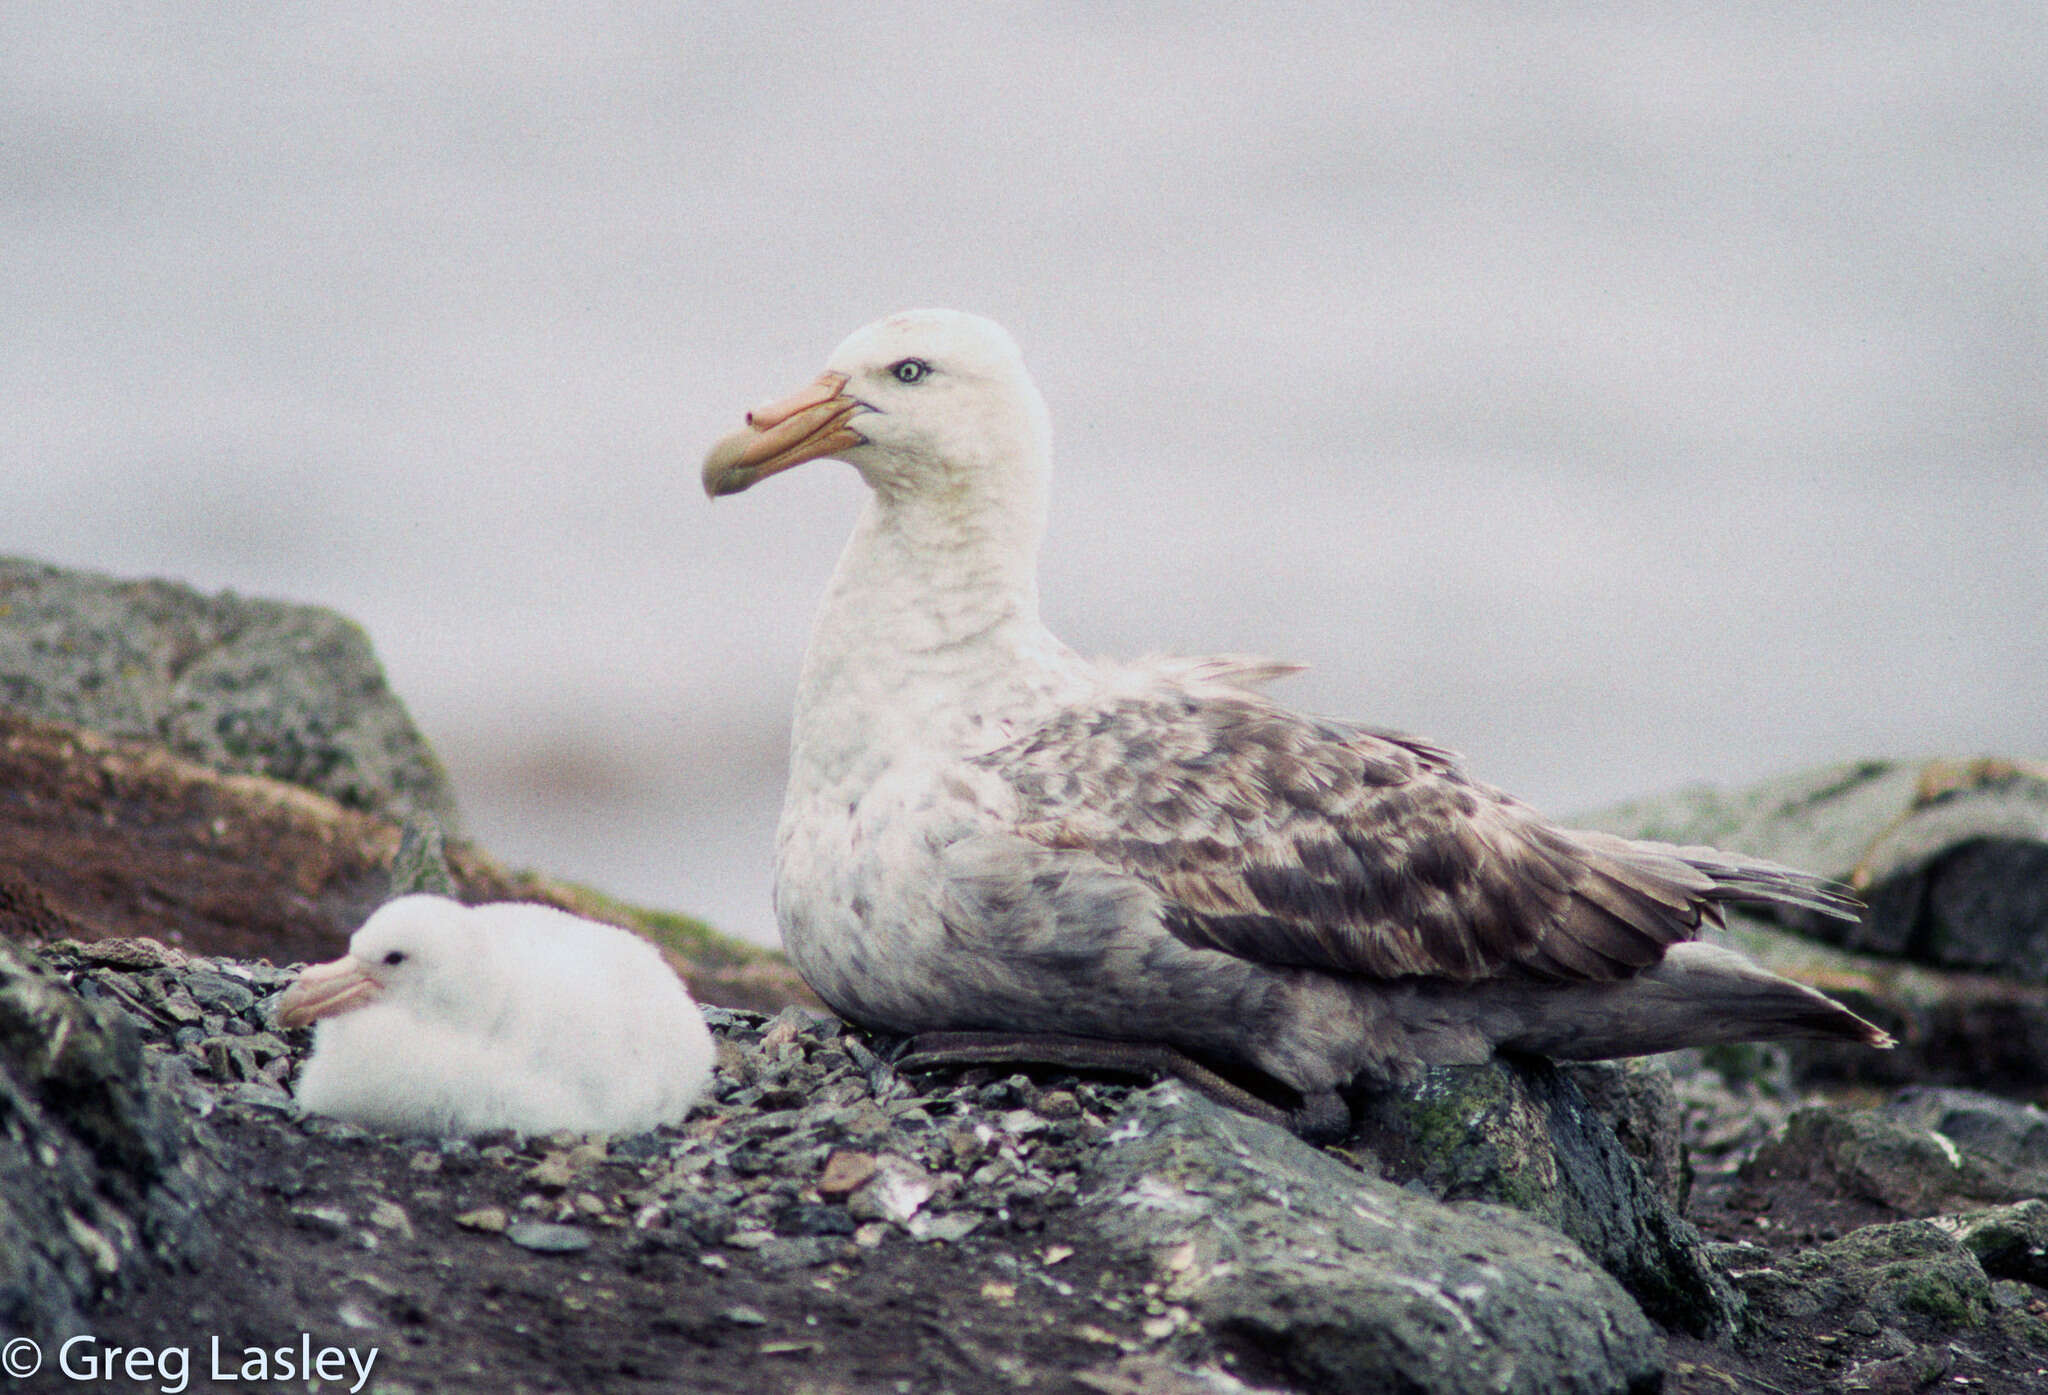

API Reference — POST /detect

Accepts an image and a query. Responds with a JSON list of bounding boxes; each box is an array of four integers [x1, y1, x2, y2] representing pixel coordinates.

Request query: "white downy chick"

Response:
[[277, 894, 714, 1137]]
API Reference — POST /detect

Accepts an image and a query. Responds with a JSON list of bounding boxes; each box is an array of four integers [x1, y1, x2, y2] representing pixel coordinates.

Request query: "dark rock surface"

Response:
[[1946, 1201, 2048, 1288], [1743, 1105, 2039, 1217], [0, 556, 458, 827], [1729, 1217, 1992, 1329], [1348, 1057, 1737, 1338], [0, 938, 221, 1339], [1884, 1087, 2048, 1179]]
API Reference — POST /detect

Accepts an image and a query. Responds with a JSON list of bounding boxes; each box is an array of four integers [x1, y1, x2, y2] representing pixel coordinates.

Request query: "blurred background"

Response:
[[4, 4, 2042, 946]]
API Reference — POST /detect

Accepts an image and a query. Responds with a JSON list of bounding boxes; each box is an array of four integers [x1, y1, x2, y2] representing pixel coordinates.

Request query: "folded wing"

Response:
[[974, 679, 1858, 985]]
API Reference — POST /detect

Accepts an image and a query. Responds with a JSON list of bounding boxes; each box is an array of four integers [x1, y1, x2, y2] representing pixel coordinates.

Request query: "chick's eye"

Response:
[[382, 950, 407, 967], [889, 358, 931, 384]]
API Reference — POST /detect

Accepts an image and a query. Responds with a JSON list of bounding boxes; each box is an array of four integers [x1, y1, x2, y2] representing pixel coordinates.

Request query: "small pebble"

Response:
[[506, 1222, 591, 1254], [817, 1150, 879, 1196]]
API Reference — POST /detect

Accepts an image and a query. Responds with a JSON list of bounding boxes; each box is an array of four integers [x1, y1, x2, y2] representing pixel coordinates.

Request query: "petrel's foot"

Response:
[[894, 1030, 1351, 1143]]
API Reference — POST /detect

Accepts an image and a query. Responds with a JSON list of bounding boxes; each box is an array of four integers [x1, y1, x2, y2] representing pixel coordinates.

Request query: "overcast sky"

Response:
[[4, 4, 2043, 943]]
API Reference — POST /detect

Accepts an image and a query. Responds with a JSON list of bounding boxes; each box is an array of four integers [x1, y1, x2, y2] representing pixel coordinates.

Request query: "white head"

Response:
[[275, 895, 500, 1033], [702, 309, 1052, 515]]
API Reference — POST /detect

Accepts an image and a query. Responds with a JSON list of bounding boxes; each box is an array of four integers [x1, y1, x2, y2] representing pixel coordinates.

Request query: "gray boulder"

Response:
[[1744, 1088, 2048, 1217], [1349, 1057, 1740, 1338], [1744, 1107, 2030, 1216], [0, 938, 222, 1338], [0, 556, 457, 828], [1081, 1082, 1663, 1395], [1884, 1087, 2048, 1180]]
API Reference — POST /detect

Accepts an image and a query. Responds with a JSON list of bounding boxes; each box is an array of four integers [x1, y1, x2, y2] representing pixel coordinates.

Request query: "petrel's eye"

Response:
[[382, 950, 407, 967], [889, 358, 931, 384]]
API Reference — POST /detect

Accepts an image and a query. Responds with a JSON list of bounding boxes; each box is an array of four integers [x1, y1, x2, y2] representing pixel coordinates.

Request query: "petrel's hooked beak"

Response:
[[275, 955, 383, 1029], [702, 370, 867, 498]]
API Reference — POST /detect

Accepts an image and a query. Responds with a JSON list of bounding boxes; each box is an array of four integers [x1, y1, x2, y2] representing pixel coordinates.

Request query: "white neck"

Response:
[[787, 472, 1077, 788]]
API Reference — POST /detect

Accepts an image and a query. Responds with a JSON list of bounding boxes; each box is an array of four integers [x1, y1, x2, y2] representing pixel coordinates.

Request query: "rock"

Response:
[[1350, 1056, 1740, 1338], [0, 555, 458, 827], [845, 1154, 937, 1225], [74, 939, 188, 971], [1744, 1098, 2048, 1216], [907, 1211, 980, 1243], [505, 1221, 592, 1253], [1836, 1345, 1955, 1395], [0, 938, 222, 1338], [1729, 1219, 1991, 1331], [289, 1205, 352, 1240], [387, 817, 457, 899], [1583, 757, 2048, 980], [368, 1199, 413, 1239], [816, 1150, 879, 1196], [1563, 1059, 1689, 1212], [31, 912, 2048, 1389], [1081, 1082, 1663, 1395], [1881, 1087, 2048, 1178], [1938, 1200, 2048, 1286]]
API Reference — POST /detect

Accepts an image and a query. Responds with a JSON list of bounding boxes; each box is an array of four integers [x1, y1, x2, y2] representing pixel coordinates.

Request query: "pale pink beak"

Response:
[[275, 955, 382, 1029], [702, 370, 867, 498]]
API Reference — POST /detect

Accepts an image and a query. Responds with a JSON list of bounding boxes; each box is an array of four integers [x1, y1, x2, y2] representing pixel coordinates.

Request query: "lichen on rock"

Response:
[[1081, 1081, 1664, 1395], [0, 555, 458, 828]]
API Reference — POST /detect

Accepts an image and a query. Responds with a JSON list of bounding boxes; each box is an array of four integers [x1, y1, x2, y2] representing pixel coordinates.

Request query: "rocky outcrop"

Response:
[[0, 938, 221, 1338], [27, 927, 2040, 1391], [1946, 1200, 2048, 1287], [1742, 1088, 2048, 1217], [19, 937, 1670, 1392], [0, 556, 457, 827], [1718, 1213, 2048, 1390]]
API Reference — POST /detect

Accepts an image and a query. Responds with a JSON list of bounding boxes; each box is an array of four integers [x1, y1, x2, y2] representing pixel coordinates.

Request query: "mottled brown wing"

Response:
[[974, 688, 1727, 984]]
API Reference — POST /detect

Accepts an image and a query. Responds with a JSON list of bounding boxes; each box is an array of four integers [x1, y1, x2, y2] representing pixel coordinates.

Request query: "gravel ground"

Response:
[[22, 936, 2048, 1395], [29, 936, 1290, 1395]]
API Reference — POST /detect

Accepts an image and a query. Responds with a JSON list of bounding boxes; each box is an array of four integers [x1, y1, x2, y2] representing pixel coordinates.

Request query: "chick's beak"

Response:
[[275, 955, 382, 1029], [702, 371, 867, 498]]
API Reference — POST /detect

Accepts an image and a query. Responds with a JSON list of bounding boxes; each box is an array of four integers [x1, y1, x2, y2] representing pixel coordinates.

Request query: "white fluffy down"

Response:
[[291, 895, 714, 1137]]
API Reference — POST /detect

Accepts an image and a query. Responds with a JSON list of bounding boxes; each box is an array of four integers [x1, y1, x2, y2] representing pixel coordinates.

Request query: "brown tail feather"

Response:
[[1479, 941, 1892, 1062]]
